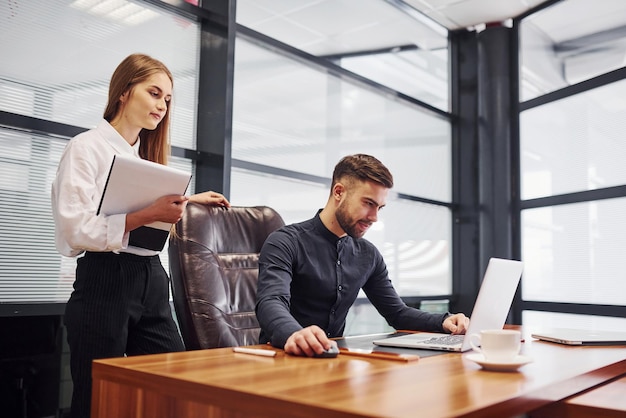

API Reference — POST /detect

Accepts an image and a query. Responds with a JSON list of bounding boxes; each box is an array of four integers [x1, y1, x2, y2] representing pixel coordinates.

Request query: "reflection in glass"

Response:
[[340, 47, 448, 111], [235, 0, 449, 110], [519, 0, 626, 101], [233, 37, 452, 202]]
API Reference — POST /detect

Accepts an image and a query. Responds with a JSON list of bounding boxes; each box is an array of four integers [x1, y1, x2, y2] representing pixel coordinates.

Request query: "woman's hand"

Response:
[[125, 194, 189, 233], [188, 191, 231, 208]]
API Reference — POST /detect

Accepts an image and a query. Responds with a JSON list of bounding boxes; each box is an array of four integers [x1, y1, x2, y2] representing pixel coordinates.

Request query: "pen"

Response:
[[338, 348, 419, 362], [233, 347, 277, 357]]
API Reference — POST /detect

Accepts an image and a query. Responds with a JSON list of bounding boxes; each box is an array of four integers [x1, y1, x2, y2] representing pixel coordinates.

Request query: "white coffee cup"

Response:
[[469, 329, 521, 363]]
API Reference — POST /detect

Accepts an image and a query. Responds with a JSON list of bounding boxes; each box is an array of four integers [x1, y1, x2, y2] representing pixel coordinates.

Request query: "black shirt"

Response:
[[256, 211, 448, 348]]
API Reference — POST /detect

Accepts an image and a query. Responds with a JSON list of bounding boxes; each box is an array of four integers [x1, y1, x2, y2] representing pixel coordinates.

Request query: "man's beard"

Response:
[[335, 203, 369, 239]]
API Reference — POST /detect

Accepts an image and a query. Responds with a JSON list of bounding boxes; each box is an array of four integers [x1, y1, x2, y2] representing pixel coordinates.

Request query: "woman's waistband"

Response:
[[83, 251, 159, 262]]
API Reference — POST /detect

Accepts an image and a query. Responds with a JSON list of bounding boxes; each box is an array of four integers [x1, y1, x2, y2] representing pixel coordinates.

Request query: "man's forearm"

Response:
[[257, 298, 302, 348]]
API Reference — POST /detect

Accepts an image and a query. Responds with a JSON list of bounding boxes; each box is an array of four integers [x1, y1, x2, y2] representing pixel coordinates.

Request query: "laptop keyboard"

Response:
[[422, 334, 464, 346]]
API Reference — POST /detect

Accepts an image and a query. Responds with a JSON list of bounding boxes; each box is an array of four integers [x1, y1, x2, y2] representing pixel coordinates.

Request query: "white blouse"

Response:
[[51, 119, 158, 257]]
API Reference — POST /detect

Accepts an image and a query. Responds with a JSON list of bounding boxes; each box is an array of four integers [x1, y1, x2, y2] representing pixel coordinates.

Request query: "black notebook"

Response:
[[97, 155, 192, 251]]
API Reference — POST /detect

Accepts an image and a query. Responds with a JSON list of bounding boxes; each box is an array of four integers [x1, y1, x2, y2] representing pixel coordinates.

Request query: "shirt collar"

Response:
[[96, 119, 140, 157], [132, 137, 141, 156], [313, 209, 344, 245]]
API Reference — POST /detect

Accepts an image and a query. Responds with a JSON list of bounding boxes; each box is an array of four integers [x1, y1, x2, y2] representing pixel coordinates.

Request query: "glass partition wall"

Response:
[[518, 0, 626, 330], [0, 0, 200, 305], [0, 0, 454, 335], [232, 1, 453, 334], [8, 0, 623, 337]]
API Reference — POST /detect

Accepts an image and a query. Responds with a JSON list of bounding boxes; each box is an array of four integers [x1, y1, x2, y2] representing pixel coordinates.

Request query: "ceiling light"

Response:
[[70, 0, 158, 26]]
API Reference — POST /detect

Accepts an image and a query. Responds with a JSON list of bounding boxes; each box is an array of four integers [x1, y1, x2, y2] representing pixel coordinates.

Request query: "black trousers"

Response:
[[64, 252, 185, 418]]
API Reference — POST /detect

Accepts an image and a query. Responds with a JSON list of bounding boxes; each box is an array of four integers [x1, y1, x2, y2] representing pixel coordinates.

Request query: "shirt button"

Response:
[[338, 285, 343, 291], [337, 260, 341, 266], [327, 332, 331, 337]]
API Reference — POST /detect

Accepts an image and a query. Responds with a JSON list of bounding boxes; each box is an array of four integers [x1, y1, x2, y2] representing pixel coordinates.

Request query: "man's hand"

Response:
[[284, 325, 336, 357], [188, 191, 231, 208], [443, 313, 470, 335]]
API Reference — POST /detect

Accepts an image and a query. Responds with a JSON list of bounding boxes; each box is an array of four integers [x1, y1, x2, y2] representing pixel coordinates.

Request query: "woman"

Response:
[[51, 53, 230, 418]]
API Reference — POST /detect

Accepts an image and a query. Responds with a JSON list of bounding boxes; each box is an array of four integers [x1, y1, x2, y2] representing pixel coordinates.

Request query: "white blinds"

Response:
[[0, 128, 194, 303], [0, 132, 73, 302], [0, 0, 200, 303]]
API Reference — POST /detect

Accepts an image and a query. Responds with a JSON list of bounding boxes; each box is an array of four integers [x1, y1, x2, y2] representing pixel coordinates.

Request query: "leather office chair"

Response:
[[168, 203, 285, 350]]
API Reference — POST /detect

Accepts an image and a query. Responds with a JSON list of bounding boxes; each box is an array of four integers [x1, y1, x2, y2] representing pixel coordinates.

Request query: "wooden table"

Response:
[[91, 330, 626, 418], [530, 374, 626, 418]]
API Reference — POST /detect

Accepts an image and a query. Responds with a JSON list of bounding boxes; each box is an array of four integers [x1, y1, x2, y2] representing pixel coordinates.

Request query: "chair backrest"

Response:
[[168, 203, 285, 350]]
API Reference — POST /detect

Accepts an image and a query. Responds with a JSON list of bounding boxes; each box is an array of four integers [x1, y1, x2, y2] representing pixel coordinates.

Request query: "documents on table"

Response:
[[97, 154, 192, 251]]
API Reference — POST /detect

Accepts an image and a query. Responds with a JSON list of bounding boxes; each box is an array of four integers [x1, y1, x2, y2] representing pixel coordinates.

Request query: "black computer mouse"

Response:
[[313, 344, 340, 358]]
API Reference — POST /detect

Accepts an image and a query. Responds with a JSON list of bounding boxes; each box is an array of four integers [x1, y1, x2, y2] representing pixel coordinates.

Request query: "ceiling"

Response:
[[235, 0, 626, 57], [236, 0, 554, 56], [1, 0, 625, 92], [236, 0, 626, 96], [236, 0, 626, 45], [237, 0, 553, 34], [401, 0, 550, 30]]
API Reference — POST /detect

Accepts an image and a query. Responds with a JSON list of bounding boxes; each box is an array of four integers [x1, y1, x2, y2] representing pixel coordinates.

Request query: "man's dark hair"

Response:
[[331, 154, 394, 190]]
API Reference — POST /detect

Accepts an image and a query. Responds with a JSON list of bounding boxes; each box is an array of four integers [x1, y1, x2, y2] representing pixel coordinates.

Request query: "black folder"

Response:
[[97, 155, 192, 251]]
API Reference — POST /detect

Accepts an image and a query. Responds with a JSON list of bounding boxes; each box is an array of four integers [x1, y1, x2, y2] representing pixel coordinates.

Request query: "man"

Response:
[[256, 154, 469, 356]]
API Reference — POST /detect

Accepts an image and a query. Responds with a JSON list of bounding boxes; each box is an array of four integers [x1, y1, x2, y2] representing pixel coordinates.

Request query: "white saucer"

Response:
[[465, 353, 533, 372]]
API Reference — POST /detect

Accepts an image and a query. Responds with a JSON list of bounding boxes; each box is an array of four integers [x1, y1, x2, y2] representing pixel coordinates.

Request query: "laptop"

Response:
[[531, 328, 626, 346], [373, 257, 524, 352]]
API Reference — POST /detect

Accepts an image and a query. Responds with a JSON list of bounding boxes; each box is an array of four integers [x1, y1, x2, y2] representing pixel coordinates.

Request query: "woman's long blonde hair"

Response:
[[103, 53, 173, 165]]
